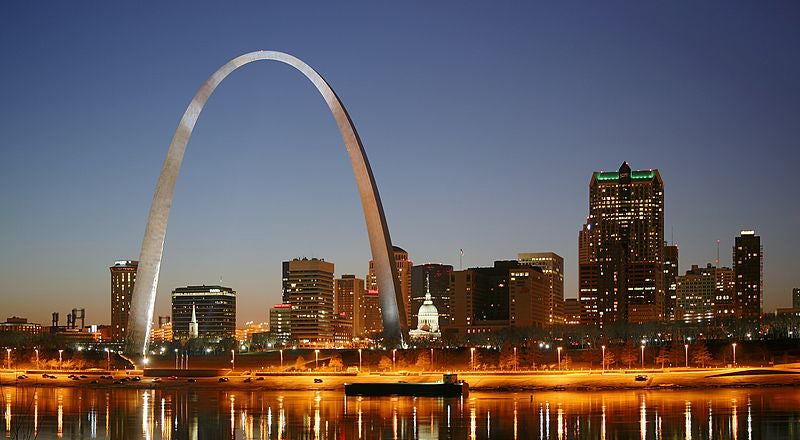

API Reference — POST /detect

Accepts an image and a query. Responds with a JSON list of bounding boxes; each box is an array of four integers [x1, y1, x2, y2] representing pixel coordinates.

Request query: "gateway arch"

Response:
[[126, 50, 407, 355]]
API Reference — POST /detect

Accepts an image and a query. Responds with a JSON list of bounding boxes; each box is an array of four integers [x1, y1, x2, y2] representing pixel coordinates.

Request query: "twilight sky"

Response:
[[1, 2, 798, 326]]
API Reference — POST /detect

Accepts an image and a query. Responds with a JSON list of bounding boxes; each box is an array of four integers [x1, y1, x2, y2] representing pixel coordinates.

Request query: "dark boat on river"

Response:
[[344, 373, 468, 397]]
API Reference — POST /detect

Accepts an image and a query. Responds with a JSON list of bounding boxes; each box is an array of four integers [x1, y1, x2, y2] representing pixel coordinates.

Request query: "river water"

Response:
[[1, 386, 799, 439]]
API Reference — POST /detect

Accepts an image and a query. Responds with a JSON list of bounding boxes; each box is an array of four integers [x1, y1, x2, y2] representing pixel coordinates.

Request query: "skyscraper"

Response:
[[713, 266, 736, 319], [268, 303, 291, 346], [663, 245, 679, 321], [359, 289, 383, 338], [334, 275, 364, 338], [508, 265, 549, 328], [284, 258, 335, 346], [447, 261, 527, 335], [411, 263, 453, 329], [110, 260, 137, 343], [579, 162, 665, 325], [171, 285, 236, 340], [518, 252, 565, 324], [368, 246, 412, 328], [675, 264, 717, 323], [734, 230, 763, 318]]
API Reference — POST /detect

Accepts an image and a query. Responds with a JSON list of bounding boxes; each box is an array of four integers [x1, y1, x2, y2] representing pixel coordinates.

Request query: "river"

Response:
[[1, 386, 799, 439]]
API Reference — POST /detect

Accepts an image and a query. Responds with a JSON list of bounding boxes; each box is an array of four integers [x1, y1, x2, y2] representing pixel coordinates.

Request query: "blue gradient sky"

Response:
[[1, 2, 798, 326]]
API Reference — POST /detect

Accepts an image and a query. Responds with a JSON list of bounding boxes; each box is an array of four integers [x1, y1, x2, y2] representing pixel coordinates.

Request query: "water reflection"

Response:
[[0, 387, 799, 439]]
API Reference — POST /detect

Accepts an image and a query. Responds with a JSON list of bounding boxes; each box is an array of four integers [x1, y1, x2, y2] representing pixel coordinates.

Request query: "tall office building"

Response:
[[713, 267, 736, 319], [283, 258, 335, 346], [358, 289, 383, 338], [734, 230, 763, 318], [171, 285, 236, 340], [411, 264, 453, 329], [564, 298, 581, 325], [794, 288, 800, 309], [110, 260, 137, 343], [663, 245, 679, 321], [268, 304, 291, 346], [447, 261, 525, 335], [518, 252, 565, 324], [578, 162, 665, 325], [334, 275, 364, 339], [508, 265, 549, 328], [675, 265, 717, 323], [368, 246, 412, 328]]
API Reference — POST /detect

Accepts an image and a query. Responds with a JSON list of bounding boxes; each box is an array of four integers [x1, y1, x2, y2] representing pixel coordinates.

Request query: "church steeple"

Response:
[[188, 303, 199, 339]]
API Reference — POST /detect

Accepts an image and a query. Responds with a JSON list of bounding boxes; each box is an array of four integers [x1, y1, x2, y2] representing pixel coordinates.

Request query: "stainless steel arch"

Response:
[[126, 50, 407, 355]]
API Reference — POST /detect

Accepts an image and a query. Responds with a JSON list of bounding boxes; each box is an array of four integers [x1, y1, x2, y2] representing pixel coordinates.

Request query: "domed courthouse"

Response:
[[409, 276, 441, 340]]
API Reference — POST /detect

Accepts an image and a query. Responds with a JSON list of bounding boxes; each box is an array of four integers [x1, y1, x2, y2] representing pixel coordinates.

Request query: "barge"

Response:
[[344, 373, 468, 397]]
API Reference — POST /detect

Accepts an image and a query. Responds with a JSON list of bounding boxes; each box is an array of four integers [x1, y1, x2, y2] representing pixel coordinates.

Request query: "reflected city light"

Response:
[[0, 387, 797, 438], [57, 393, 63, 438], [685, 401, 692, 440], [640, 395, 647, 440]]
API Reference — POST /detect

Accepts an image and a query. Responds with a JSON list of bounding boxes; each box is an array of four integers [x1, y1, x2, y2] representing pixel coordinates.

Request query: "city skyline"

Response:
[[1, 2, 799, 327]]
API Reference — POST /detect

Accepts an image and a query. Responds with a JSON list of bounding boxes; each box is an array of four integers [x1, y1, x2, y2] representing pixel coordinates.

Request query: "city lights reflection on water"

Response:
[[0, 387, 799, 439]]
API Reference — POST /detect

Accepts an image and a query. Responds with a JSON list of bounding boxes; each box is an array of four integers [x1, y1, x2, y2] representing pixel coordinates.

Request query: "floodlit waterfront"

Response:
[[1, 387, 799, 439]]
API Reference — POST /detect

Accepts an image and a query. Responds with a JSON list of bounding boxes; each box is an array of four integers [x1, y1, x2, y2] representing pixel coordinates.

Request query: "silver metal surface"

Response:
[[126, 51, 407, 354]]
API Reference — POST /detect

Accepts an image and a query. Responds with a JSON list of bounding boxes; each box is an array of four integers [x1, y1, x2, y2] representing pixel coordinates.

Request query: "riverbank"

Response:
[[4, 364, 800, 392]]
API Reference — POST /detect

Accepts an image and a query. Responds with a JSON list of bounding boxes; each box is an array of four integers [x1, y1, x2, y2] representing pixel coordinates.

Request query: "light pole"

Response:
[[601, 345, 606, 372], [392, 349, 397, 371], [557, 347, 562, 370], [279, 349, 284, 369], [58, 349, 63, 370], [315, 349, 320, 369], [6, 348, 11, 370], [174, 349, 179, 369], [684, 344, 689, 368], [231, 349, 235, 371], [641, 344, 645, 369], [35, 348, 39, 370], [513, 347, 517, 371], [105, 348, 111, 371], [732, 343, 737, 366], [470, 347, 475, 371], [358, 349, 362, 372], [430, 348, 434, 370]]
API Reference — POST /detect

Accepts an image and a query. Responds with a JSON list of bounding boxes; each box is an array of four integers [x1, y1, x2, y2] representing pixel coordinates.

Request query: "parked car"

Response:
[[635, 375, 648, 382], [17, 375, 28, 380], [243, 377, 252, 383], [218, 377, 229, 383], [313, 378, 323, 384]]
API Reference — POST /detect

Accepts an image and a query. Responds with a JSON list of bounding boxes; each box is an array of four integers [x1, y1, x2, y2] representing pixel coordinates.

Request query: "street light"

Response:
[[279, 349, 284, 369], [358, 348, 362, 372], [430, 348, 434, 370], [58, 349, 64, 370], [684, 344, 689, 368], [35, 348, 40, 369], [732, 342, 737, 366], [557, 347, 562, 370], [315, 349, 320, 369], [105, 348, 111, 371], [641, 344, 645, 369], [174, 349, 179, 369], [601, 345, 606, 372], [470, 347, 476, 371], [392, 349, 397, 371], [231, 349, 235, 371], [513, 347, 517, 372], [6, 348, 11, 370]]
